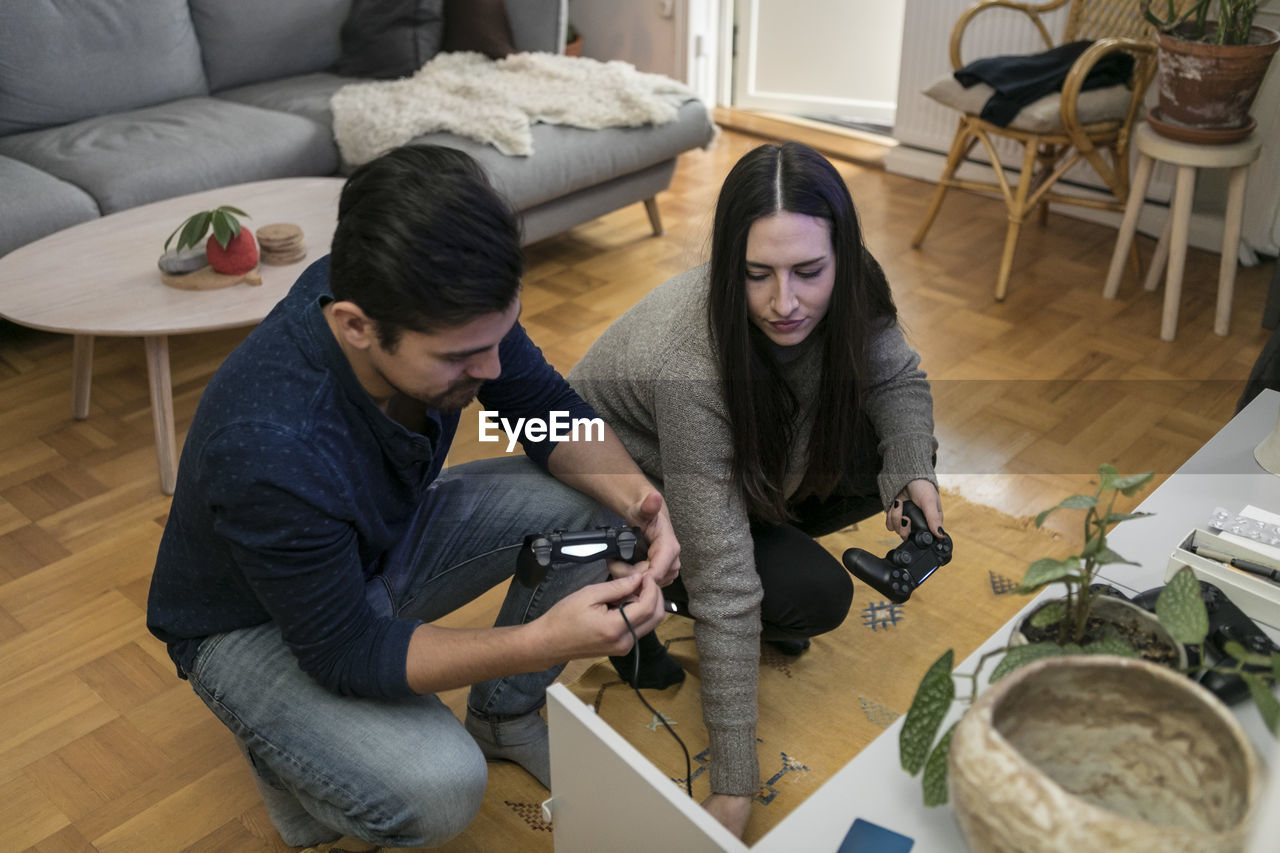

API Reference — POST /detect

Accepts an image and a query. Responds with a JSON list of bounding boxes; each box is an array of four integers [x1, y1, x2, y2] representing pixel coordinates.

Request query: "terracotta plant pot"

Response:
[[1012, 594, 1189, 670], [949, 655, 1261, 852], [1154, 24, 1280, 139]]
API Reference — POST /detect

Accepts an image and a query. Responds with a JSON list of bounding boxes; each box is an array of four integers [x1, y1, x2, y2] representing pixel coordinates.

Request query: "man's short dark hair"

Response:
[[330, 145, 523, 349]]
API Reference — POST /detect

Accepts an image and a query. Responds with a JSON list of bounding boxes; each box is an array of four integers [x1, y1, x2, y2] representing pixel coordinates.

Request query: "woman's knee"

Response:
[[754, 524, 855, 636], [807, 570, 854, 634]]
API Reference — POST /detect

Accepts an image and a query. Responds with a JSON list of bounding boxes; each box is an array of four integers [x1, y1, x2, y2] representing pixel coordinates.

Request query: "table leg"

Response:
[[1215, 164, 1248, 337], [1160, 165, 1196, 342], [1103, 154, 1153, 299], [144, 335, 178, 495], [72, 334, 94, 420]]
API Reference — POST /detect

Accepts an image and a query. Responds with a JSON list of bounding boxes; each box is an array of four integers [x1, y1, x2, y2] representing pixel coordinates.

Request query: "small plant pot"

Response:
[[1154, 24, 1280, 141], [1012, 594, 1189, 669], [949, 655, 1261, 852]]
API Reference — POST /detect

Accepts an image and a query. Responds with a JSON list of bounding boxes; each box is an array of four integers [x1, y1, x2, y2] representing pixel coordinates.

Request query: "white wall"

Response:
[[733, 0, 905, 122], [569, 0, 717, 105], [571, 0, 680, 75]]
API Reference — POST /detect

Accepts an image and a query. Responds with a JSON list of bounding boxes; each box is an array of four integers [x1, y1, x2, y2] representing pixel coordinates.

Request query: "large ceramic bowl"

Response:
[[949, 655, 1261, 852]]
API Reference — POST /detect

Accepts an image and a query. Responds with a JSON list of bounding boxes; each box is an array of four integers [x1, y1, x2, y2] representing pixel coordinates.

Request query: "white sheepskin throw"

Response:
[[331, 51, 698, 164]]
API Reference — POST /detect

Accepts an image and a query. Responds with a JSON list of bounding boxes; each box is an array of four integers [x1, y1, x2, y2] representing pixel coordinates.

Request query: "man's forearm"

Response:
[[405, 622, 553, 695], [546, 427, 654, 521]]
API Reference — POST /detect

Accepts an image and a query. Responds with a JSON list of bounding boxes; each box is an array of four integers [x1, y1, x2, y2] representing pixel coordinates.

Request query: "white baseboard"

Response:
[[883, 145, 1252, 262]]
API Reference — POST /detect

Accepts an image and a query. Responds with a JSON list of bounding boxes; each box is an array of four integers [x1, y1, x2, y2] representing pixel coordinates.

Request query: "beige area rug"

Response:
[[437, 490, 1065, 850]]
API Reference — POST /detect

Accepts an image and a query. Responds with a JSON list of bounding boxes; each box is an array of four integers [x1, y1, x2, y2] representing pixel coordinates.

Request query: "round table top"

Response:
[[1134, 121, 1263, 168], [0, 177, 345, 337]]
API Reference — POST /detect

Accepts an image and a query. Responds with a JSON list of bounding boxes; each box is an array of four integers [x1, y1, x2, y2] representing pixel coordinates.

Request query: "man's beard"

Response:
[[420, 378, 484, 411], [373, 361, 484, 411]]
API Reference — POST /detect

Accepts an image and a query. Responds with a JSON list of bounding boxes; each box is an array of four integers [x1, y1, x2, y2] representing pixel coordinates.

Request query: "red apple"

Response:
[[206, 229, 258, 275]]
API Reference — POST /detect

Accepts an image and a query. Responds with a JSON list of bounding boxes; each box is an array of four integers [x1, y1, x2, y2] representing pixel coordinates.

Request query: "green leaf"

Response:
[[900, 649, 954, 776], [1241, 674, 1280, 734], [1029, 600, 1065, 629], [1098, 464, 1153, 496], [176, 211, 212, 252], [1273, 655, 1280, 684], [1156, 567, 1209, 645], [163, 220, 184, 251], [1092, 546, 1139, 567], [210, 210, 240, 249], [1099, 512, 1154, 525], [990, 642, 1068, 683], [1034, 495, 1097, 527], [1114, 472, 1154, 496], [1017, 557, 1081, 593], [1223, 640, 1275, 668], [1097, 462, 1119, 487], [216, 204, 249, 219], [921, 722, 956, 807], [1083, 636, 1138, 657]]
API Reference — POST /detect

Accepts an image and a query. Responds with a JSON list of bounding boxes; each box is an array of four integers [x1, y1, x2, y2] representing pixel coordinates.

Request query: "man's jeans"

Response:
[[185, 456, 613, 847]]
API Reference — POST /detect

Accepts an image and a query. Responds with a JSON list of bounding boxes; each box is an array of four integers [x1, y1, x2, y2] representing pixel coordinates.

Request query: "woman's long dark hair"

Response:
[[707, 142, 898, 524]]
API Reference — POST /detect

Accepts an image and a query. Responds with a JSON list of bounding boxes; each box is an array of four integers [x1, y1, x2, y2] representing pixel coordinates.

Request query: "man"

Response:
[[147, 145, 679, 849]]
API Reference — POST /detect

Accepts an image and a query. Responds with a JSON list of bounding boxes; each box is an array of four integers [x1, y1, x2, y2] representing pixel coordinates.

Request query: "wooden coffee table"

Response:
[[0, 177, 344, 494]]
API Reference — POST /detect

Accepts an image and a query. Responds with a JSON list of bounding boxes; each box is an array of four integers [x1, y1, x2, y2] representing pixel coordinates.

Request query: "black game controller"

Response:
[[1134, 579, 1279, 704], [1192, 580, 1280, 705], [516, 526, 647, 588], [841, 500, 952, 603]]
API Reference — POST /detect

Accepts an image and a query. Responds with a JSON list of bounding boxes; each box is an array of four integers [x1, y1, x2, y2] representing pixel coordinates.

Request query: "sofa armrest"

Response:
[[505, 0, 566, 54]]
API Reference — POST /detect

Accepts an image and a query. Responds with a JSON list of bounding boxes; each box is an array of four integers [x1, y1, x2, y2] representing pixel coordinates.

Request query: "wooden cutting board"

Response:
[[160, 266, 262, 291]]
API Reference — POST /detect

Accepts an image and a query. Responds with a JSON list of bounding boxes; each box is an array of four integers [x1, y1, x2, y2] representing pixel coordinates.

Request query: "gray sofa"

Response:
[[0, 0, 715, 258]]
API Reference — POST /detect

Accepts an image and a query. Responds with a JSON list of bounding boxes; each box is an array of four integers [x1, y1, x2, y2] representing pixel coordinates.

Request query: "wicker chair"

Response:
[[912, 0, 1163, 300]]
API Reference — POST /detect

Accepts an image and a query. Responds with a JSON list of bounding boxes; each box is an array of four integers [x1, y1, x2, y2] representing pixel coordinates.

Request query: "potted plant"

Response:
[[896, 464, 1280, 850], [1010, 466, 1186, 667], [1143, 0, 1280, 140], [565, 21, 583, 57]]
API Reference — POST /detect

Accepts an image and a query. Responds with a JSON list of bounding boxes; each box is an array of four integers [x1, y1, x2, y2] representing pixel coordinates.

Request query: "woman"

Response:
[[569, 141, 942, 837]]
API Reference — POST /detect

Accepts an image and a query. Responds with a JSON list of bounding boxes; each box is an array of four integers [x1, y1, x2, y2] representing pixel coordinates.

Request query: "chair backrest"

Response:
[[1064, 0, 1187, 43]]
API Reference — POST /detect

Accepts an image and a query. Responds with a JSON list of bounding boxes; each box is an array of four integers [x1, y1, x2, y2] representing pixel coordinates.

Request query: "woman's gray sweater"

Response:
[[569, 264, 937, 796]]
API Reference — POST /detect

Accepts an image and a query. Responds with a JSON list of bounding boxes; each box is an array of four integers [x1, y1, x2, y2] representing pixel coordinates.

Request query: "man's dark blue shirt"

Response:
[[146, 257, 595, 698]]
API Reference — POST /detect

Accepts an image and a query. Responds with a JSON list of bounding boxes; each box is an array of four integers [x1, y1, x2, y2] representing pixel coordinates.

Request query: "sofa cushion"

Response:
[[0, 0, 207, 136], [190, 0, 352, 91], [442, 0, 517, 59], [217, 73, 354, 129], [407, 97, 715, 209], [0, 99, 339, 215], [333, 0, 445, 79], [0, 156, 100, 258]]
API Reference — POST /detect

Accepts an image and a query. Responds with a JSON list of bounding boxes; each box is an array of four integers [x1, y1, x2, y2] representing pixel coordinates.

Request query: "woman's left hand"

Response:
[[886, 479, 943, 540]]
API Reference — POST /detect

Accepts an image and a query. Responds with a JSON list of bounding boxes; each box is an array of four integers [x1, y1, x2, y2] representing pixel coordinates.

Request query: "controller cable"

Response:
[[617, 602, 694, 798]]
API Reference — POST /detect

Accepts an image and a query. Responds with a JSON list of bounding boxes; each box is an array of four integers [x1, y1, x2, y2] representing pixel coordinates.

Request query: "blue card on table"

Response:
[[837, 817, 914, 852]]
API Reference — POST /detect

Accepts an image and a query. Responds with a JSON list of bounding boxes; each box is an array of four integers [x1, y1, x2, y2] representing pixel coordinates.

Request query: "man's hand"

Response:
[[886, 479, 943, 540], [536, 572, 666, 660], [620, 490, 681, 586], [702, 793, 751, 838]]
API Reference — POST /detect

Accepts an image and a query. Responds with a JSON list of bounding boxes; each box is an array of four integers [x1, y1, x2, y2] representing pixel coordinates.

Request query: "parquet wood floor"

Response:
[[1, 126, 1275, 851]]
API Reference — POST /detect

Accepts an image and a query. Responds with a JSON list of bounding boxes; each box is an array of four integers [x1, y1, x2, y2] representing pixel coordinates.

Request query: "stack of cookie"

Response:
[[255, 223, 306, 266]]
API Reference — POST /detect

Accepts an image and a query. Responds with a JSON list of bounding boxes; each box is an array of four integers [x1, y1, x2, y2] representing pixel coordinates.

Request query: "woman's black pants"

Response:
[[662, 491, 882, 641]]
